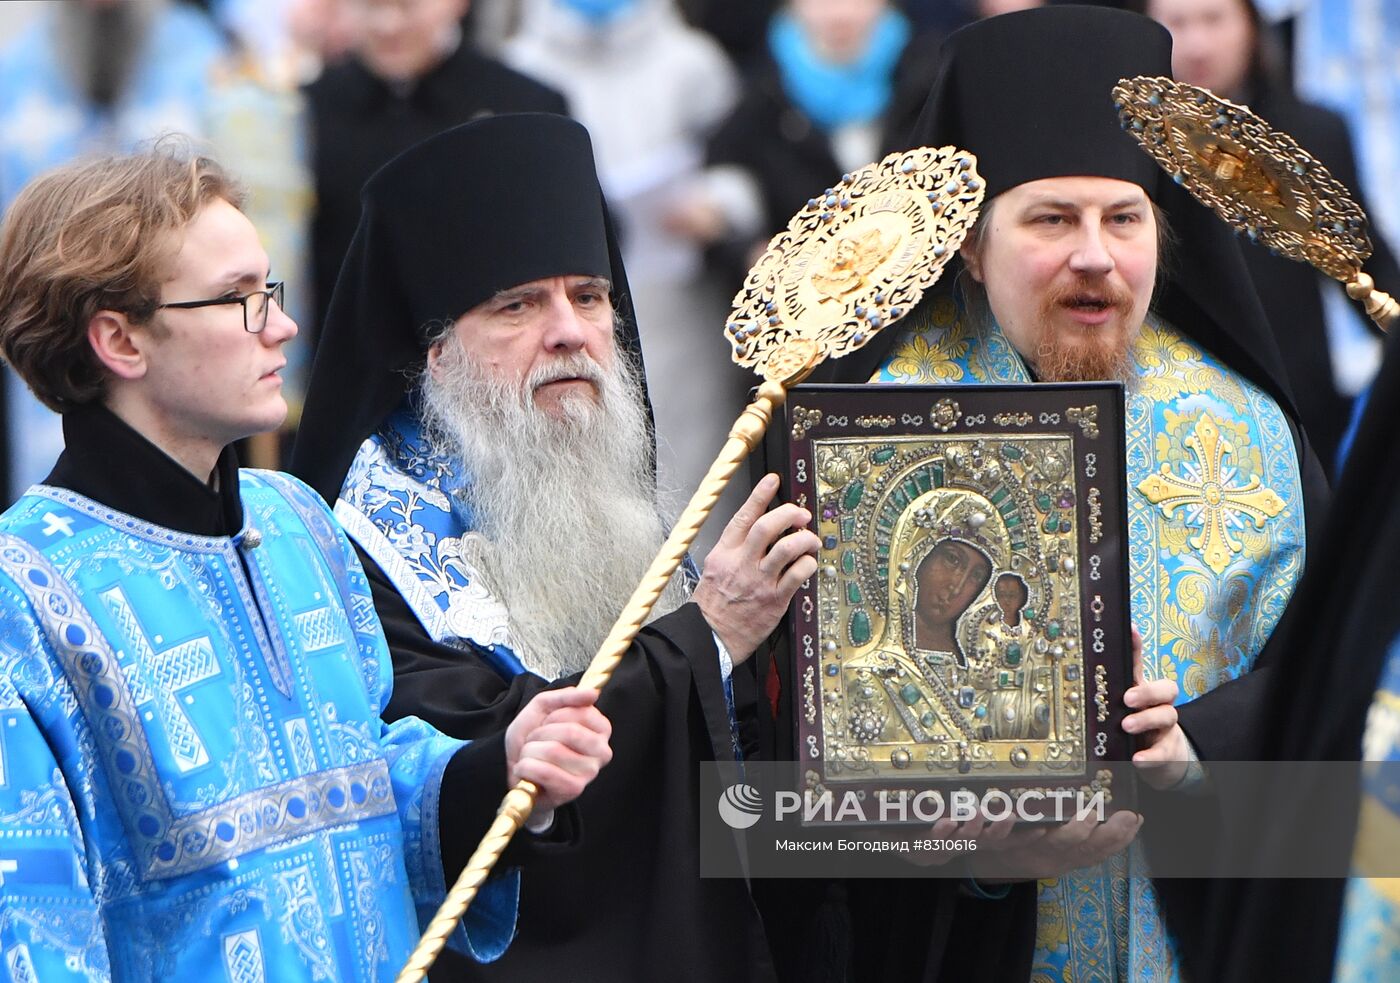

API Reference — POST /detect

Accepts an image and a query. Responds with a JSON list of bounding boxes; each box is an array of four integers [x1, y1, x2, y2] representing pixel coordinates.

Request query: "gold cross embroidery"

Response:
[[1137, 412, 1285, 574]]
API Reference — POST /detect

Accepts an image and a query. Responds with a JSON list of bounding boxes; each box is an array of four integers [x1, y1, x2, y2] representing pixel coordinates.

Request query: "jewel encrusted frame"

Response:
[[774, 383, 1134, 823]]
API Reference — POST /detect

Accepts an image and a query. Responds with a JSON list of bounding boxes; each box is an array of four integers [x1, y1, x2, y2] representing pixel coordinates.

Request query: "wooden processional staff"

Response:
[[394, 145, 987, 981], [1114, 75, 1398, 332]]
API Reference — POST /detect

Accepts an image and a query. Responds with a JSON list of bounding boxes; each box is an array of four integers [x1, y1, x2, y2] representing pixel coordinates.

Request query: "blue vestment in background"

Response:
[[0, 3, 228, 501]]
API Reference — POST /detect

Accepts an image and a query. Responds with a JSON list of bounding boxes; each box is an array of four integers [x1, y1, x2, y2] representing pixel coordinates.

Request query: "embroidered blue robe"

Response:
[[871, 294, 1307, 982], [336, 408, 526, 677], [0, 469, 517, 981]]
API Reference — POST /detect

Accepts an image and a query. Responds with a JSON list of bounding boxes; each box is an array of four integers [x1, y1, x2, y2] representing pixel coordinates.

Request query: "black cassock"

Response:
[[1184, 324, 1400, 982], [359, 547, 779, 982], [370, 534, 1035, 983], [296, 112, 787, 980]]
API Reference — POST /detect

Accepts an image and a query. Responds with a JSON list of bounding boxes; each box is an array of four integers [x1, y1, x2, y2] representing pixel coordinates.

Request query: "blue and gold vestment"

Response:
[[870, 293, 1307, 982], [0, 469, 517, 981]]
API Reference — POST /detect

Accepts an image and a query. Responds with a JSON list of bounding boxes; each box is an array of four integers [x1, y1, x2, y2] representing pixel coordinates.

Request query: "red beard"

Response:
[[1030, 277, 1138, 382]]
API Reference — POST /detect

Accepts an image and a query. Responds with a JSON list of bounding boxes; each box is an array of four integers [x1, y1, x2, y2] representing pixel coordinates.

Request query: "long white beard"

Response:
[[418, 338, 688, 679]]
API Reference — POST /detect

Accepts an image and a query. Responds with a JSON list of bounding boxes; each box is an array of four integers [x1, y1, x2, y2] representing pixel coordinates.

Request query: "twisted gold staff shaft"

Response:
[[395, 378, 796, 983]]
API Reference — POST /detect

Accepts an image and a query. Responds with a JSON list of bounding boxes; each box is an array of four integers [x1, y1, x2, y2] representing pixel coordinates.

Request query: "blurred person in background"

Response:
[[0, 0, 228, 505], [700, 0, 939, 285], [466, 0, 782, 73], [971, 0, 1043, 16], [675, 0, 782, 63], [202, 0, 331, 466], [305, 0, 566, 351], [502, 0, 749, 559], [0, 2, 47, 40], [1146, 0, 1400, 477], [287, 0, 360, 75]]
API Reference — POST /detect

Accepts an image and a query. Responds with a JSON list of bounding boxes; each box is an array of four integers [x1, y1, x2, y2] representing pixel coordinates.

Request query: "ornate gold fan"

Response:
[[1114, 75, 1397, 331]]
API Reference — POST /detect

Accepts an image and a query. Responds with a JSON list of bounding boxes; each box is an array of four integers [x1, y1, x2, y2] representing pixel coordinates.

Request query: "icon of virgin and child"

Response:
[[840, 486, 1074, 773]]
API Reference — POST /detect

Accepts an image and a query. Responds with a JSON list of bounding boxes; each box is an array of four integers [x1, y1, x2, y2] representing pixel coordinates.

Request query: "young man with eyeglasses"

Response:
[[0, 147, 613, 980]]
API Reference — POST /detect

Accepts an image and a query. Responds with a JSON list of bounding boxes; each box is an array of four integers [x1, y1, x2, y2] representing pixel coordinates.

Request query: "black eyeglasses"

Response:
[[157, 281, 285, 334]]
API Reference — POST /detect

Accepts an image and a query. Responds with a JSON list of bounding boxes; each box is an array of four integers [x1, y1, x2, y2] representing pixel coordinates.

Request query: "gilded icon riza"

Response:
[[779, 383, 1134, 821]]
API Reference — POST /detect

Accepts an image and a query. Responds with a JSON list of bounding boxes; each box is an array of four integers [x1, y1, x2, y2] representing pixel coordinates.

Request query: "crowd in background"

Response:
[[0, 0, 1395, 548]]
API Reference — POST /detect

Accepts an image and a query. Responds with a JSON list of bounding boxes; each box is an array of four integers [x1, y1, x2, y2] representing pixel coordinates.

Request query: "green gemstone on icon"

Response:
[[850, 610, 872, 645]]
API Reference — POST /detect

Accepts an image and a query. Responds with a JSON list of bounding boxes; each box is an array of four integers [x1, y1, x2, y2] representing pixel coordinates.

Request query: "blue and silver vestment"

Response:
[[0, 469, 517, 981]]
